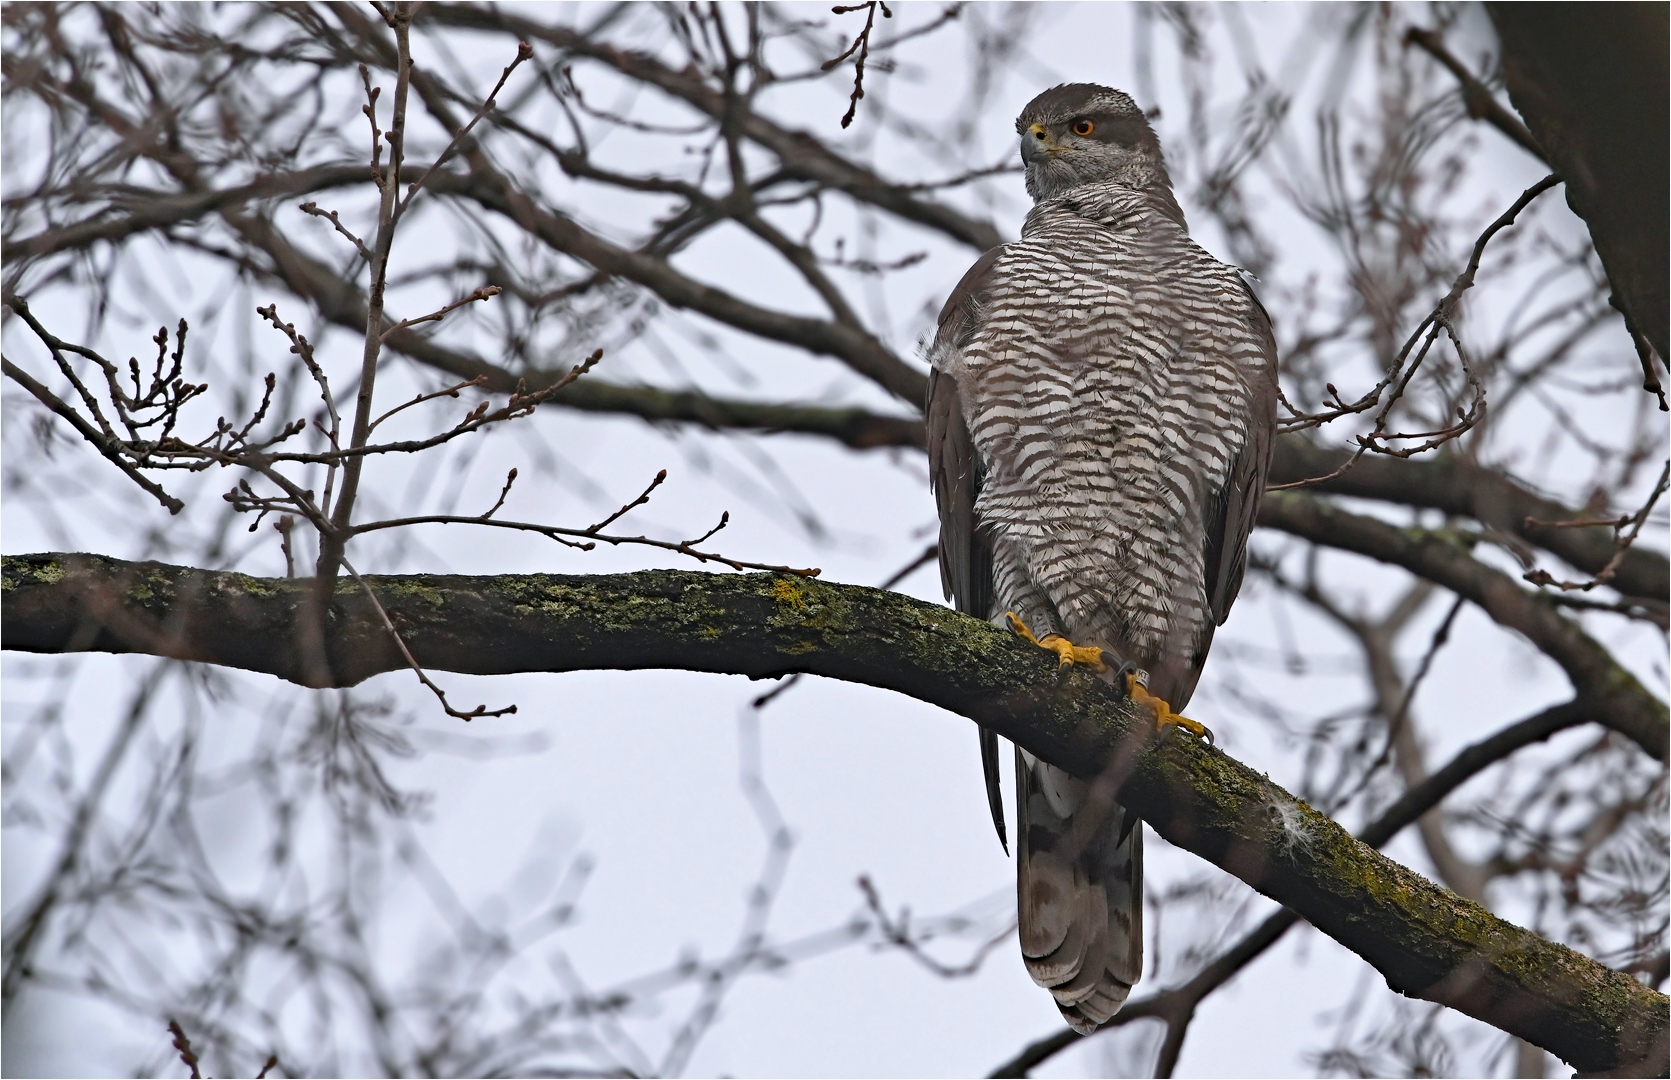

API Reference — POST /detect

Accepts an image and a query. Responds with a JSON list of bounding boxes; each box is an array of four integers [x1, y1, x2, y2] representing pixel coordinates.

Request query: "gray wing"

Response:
[[927, 369, 990, 624], [1203, 277, 1280, 625], [928, 247, 1005, 850]]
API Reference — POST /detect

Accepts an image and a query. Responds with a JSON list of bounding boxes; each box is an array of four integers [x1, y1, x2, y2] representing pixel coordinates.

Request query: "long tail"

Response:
[[1015, 747, 1142, 1034]]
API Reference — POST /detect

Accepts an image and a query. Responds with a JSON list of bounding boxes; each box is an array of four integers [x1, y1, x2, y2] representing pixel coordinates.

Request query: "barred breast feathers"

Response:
[[936, 179, 1273, 693]]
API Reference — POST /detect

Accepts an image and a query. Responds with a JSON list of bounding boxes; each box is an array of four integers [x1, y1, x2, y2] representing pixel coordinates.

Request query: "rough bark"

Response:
[[3, 552, 1666, 1075], [989, 697, 1612, 1079], [1488, 3, 1669, 360]]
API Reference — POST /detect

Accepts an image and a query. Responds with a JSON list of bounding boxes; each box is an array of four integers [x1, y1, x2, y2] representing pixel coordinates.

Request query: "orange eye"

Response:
[[1071, 119, 1095, 137]]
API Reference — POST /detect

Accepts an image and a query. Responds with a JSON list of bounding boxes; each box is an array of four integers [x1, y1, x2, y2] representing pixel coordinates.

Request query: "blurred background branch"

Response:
[[2, 3, 1664, 1077]]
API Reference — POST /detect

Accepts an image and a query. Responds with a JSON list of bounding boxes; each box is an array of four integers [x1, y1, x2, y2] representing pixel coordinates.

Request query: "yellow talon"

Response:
[[1126, 672, 1214, 744], [1005, 611, 1106, 671]]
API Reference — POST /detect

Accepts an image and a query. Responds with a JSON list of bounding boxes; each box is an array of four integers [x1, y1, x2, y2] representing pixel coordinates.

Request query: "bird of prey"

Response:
[[926, 84, 1278, 1032]]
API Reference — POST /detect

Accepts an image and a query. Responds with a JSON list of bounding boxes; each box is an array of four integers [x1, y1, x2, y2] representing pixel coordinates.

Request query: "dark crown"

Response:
[[1015, 84, 1145, 132]]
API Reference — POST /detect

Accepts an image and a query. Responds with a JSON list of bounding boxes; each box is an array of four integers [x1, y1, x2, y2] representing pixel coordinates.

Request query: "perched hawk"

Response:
[[927, 84, 1278, 1032]]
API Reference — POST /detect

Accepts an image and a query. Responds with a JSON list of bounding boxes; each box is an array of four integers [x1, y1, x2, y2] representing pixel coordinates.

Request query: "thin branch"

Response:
[[822, 1, 891, 129], [1522, 459, 1671, 594], [857, 875, 1012, 978], [0, 356, 184, 514], [342, 556, 516, 720], [368, 375, 488, 434], [168, 1021, 203, 1080], [343, 511, 818, 577], [583, 469, 667, 535], [482, 469, 516, 520], [378, 284, 502, 343], [1270, 174, 1561, 485], [1403, 27, 1548, 163], [396, 40, 534, 221], [298, 200, 374, 261]]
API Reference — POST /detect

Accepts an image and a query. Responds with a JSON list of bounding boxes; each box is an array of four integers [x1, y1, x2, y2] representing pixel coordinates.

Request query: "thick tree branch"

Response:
[[0, 164, 366, 265], [1258, 492, 1669, 761], [2, 552, 1666, 1075], [422, 165, 927, 403], [990, 698, 1607, 1078], [1270, 441, 1669, 605]]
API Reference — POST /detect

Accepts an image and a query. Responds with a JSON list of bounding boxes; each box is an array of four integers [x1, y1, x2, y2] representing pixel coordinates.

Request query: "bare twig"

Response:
[[1523, 460, 1671, 593], [378, 285, 502, 343], [396, 40, 534, 221], [168, 1020, 203, 1080], [343, 556, 517, 720], [345, 511, 820, 577], [483, 469, 517, 520], [821, 1, 891, 128], [857, 875, 1012, 978], [298, 200, 374, 261], [0, 355, 184, 514], [583, 469, 667, 535], [368, 375, 489, 434], [1403, 27, 1547, 163], [1270, 174, 1561, 489]]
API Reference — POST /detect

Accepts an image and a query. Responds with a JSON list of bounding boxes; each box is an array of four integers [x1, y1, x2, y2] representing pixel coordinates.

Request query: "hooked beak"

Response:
[[1020, 122, 1056, 166]]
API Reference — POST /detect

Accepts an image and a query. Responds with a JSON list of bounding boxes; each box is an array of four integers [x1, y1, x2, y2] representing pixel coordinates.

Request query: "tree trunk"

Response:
[[1488, 3, 1669, 359]]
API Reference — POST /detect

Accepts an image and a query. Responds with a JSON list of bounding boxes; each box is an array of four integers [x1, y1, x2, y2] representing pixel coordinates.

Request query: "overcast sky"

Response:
[[4, 4, 1663, 1078]]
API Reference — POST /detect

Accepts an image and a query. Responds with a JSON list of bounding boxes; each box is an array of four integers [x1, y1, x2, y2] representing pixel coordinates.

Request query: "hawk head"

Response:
[[1015, 84, 1172, 203]]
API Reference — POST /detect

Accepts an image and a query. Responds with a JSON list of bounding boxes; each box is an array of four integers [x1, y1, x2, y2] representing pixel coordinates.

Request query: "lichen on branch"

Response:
[[3, 552, 1664, 1074]]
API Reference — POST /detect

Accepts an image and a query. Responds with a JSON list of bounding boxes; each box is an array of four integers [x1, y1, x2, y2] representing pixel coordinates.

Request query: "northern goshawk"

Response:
[[927, 83, 1278, 1032]]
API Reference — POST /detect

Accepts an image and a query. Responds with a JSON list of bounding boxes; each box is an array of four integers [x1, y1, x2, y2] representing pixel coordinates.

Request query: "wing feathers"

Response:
[[1204, 275, 1280, 625], [929, 298, 1009, 849]]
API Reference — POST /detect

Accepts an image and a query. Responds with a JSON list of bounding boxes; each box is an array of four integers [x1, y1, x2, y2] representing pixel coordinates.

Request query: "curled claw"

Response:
[[1005, 611, 1106, 671], [1125, 671, 1215, 745]]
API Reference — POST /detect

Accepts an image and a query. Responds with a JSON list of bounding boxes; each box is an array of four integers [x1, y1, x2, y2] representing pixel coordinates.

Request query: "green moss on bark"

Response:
[[2, 551, 1665, 1073]]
